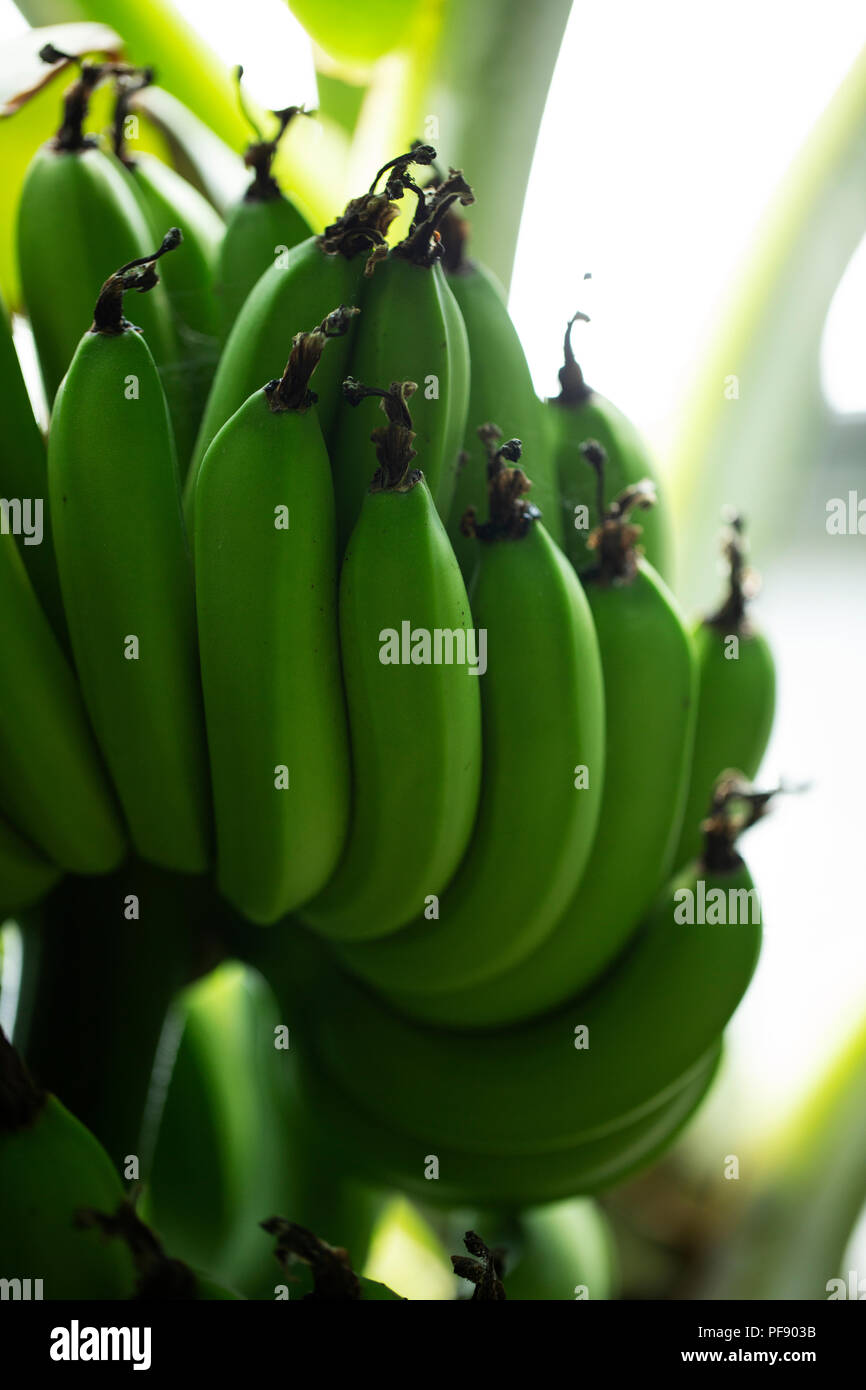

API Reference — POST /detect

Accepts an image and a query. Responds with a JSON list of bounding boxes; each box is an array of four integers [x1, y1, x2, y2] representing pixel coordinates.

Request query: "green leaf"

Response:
[[670, 44, 866, 609], [700, 1017, 866, 1299]]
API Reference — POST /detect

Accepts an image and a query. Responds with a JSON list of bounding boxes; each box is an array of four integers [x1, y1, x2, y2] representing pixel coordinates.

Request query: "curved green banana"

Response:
[[443, 222, 561, 579], [488, 1199, 616, 1300], [547, 312, 672, 579], [184, 176, 402, 526], [216, 71, 314, 339], [48, 233, 211, 873], [388, 473, 696, 1027], [0, 1027, 137, 1299], [0, 530, 125, 874], [329, 171, 473, 548], [0, 817, 59, 920], [293, 1041, 720, 1209], [301, 381, 481, 940], [141, 961, 301, 1298], [111, 71, 225, 473], [674, 514, 776, 870], [15, 63, 178, 409], [194, 312, 352, 923], [279, 820, 762, 1160], [0, 289, 65, 638], [329, 431, 604, 985]]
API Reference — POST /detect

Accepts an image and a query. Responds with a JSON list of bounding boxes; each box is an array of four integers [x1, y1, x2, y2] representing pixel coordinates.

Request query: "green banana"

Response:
[[0, 529, 125, 874], [184, 160, 408, 526], [442, 213, 561, 579], [329, 429, 604, 985], [292, 1040, 721, 1209], [276, 793, 764, 1164], [388, 467, 696, 1028], [300, 381, 482, 940], [674, 513, 776, 870], [113, 74, 224, 339], [0, 288, 65, 638], [216, 68, 314, 339], [141, 962, 300, 1298], [547, 312, 672, 580], [48, 232, 211, 874], [486, 1199, 616, 1300], [15, 60, 178, 412], [194, 311, 353, 923], [0, 817, 59, 920], [329, 169, 473, 548], [0, 1026, 137, 1298]]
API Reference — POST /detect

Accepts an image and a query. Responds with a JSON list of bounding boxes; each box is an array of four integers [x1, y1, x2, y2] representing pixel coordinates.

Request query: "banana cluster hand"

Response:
[[1, 75, 780, 1230]]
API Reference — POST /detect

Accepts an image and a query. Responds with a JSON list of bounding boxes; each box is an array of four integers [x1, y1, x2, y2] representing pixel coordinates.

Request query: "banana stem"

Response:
[[234, 64, 313, 204], [704, 510, 758, 634], [585, 454, 657, 585], [91, 229, 183, 334], [342, 379, 420, 492], [462, 424, 538, 541], [552, 311, 592, 407], [266, 306, 359, 413]]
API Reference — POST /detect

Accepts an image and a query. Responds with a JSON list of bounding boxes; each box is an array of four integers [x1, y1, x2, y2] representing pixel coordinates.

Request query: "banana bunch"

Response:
[[1, 55, 782, 1284]]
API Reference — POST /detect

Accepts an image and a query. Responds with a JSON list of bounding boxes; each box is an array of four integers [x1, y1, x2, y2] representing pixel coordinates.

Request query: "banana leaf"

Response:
[[671, 43, 866, 609]]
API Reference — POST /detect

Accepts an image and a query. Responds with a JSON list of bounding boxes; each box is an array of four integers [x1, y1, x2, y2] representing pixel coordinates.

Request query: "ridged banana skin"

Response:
[[301, 480, 482, 940], [194, 392, 350, 924], [293, 1043, 720, 1208], [0, 816, 59, 917], [329, 258, 469, 549], [674, 622, 776, 870], [216, 196, 314, 340], [16, 146, 177, 406], [119, 153, 225, 473], [48, 330, 210, 874], [0, 1095, 137, 1298], [389, 560, 696, 1028], [0, 291, 65, 638], [186, 238, 363, 522], [331, 521, 605, 987], [122, 152, 224, 337], [296, 858, 759, 1155], [549, 390, 672, 580], [446, 260, 562, 577], [0, 532, 125, 874]]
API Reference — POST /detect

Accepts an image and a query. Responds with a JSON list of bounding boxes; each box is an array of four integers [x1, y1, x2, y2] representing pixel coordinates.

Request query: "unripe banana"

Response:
[[15, 61, 177, 409], [0, 1027, 137, 1298], [0, 816, 59, 919], [216, 69, 314, 339], [301, 380, 481, 940], [329, 169, 473, 549], [0, 288, 65, 638], [548, 312, 672, 579], [442, 213, 561, 580], [484, 1199, 616, 1301], [141, 961, 302, 1297], [390, 465, 696, 1028], [194, 310, 353, 923], [674, 514, 776, 870], [274, 786, 766, 1166], [0, 530, 125, 873], [291, 1039, 720, 1209], [48, 232, 211, 873], [329, 429, 604, 986], [184, 159, 410, 525]]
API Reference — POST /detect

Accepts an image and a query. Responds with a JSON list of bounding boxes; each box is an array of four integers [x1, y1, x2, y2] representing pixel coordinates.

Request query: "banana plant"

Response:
[[670, 42, 866, 608]]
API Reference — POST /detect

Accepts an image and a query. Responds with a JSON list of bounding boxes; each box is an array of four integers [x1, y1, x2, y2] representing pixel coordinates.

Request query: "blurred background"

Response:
[[1, 0, 864, 1297]]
